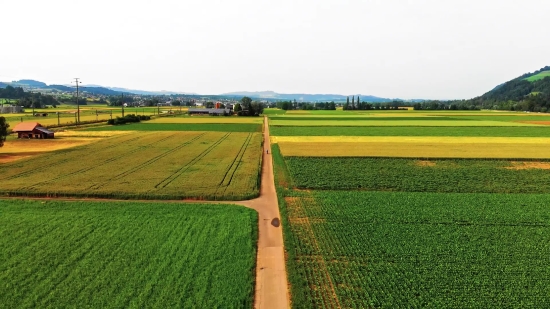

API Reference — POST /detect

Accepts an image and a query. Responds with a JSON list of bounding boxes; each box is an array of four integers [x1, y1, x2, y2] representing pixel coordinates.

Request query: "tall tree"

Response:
[[352, 96, 355, 110], [346, 96, 349, 105], [357, 96, 361, 109], [241, 96, 252, 109], [0, 117, 9, 147]]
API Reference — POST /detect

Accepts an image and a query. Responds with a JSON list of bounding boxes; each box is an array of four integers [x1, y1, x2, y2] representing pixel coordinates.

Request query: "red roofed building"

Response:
[[12, 122, 55, 139]]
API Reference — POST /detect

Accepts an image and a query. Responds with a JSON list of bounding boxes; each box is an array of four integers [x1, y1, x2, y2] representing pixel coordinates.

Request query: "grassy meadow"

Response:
[[270, 110, 550, 307], [525, 70, 550, 82], [0, 200, 257, 308]]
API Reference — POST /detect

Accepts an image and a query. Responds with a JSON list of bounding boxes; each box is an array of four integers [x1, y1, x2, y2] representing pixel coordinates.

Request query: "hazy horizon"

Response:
[[2, 0, 549, 100]]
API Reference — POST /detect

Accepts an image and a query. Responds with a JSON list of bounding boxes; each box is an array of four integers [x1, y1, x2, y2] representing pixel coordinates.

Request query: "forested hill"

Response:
[[412, 66, 550, 112], [480, 66, 550, 101]]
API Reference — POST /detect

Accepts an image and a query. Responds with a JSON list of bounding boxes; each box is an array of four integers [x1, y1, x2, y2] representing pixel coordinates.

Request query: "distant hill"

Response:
[[480, 66, 550, 101], [44, 84, 130, 96], [221, 91, 403, 102], [0, 82, 7, 88], [10, 79, 47, 88], [107, 87, 196, 96]]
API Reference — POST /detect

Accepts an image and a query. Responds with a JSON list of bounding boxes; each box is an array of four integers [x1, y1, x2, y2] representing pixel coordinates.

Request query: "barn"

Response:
[[12, 122, 55, 139]]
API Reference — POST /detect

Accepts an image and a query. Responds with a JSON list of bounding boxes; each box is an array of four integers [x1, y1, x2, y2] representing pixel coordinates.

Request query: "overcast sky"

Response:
[[1, 0, 549, 99]]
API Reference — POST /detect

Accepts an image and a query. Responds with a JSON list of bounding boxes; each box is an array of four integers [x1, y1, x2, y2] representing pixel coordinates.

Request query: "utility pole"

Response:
[[121, 93, 125, 117], [72, 78, 82, 124]]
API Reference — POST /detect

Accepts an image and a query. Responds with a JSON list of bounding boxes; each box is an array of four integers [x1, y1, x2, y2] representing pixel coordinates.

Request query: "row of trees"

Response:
[[412, 101, 480, 111], [0, 86, 60, 108], [276, 100, 336, 110]]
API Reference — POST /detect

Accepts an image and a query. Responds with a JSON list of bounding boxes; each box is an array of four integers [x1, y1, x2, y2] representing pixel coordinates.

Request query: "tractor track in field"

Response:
[[0, 135, 145, 181], [1, 117, 290, 309], [153, 132, 232, 189], [90, 132, 207, 190], [20, 133, 181, 190]]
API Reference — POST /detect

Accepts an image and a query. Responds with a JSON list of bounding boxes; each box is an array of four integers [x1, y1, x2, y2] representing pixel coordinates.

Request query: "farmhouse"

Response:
[[188, 108, 232, 116], [12, 122, 55, 139]]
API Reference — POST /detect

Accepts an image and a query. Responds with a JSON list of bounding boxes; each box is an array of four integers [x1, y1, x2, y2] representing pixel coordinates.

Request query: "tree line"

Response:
[[343, 96, 408, 110], [0, 85, 59, 108], [276, 100, 336, 110]]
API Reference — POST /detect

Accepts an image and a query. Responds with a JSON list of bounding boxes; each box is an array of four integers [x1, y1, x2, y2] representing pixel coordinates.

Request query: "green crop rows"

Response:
[[0, 200, 257, 308], [270, 126, 550, 137], [285, 157, 550, 193], [281, 190, 550, 308], [85, 123, 262, 132]]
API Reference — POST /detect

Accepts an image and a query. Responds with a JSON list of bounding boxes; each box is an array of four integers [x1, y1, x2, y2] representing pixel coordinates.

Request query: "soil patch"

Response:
[[517, 121, 550, 126], [415, 160, 436, 167], [506, 161, 550, 170], [0, 154, 36, 164]]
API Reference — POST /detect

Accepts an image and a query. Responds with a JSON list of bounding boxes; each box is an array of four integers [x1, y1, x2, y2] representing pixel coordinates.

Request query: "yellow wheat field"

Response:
[[276, 141, 550, 159], [54, 130, 134, 138]]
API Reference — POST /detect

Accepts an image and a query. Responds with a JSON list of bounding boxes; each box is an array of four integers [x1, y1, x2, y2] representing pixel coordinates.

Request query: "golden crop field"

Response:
[[276, 139, 550, 158], [0, 132, 262, 200]]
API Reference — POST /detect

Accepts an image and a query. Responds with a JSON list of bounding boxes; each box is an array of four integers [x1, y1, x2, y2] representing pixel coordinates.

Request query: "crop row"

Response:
[[285, 157, 550, 193], [281, 190, 550, 308]]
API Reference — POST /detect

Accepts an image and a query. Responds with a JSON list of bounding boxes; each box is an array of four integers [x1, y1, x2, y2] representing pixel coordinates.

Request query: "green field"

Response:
[[269, 116, 462, 121], [85, 123, 262, 132], [525, 70, 550, 82], [270, 126, 550, 137], [0, 132, 262, 200], [0, 200, 257, 308], [270, 119, 540, 127], [285, 157, 550, 193], [281, 190, 550, 308]]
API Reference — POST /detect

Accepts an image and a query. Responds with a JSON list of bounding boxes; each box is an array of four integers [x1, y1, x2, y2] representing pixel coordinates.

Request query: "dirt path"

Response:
[[0, 116, 290, 309], [242, 116, 290, 309]]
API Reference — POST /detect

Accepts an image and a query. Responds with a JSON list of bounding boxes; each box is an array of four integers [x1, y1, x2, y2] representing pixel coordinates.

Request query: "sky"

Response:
[[1, 0, 549, 100]]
